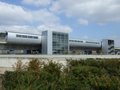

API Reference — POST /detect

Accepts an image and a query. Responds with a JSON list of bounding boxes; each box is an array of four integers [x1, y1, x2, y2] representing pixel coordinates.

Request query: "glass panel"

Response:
[[52, 32, 68, 54]]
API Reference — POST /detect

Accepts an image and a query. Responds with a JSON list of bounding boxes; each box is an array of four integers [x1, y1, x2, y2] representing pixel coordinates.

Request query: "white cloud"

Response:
[[78, 19, 88, 25], [0, 1, 61, 26], [0, 2, 32, 25], [22, 0, 51, 7], [37, 24, 72, 33], [50, 1, 62, 13], [0, 25, 40, 34], [51, 0, 120, 24], [0, 1, 61, 25], [0, 24, 72, 34], [32, 9, 60, 25], [0, 1, 72, 33]]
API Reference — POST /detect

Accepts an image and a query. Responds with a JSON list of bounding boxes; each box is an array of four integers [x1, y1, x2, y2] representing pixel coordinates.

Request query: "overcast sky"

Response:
[[0, 0, 120, 47]]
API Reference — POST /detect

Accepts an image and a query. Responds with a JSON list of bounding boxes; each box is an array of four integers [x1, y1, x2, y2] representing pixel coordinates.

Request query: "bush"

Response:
[[2, 58, 120, 90]]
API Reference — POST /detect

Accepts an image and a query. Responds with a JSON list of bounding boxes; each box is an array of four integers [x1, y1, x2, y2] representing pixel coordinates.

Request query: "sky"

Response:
[[0, 0, 120, 47]]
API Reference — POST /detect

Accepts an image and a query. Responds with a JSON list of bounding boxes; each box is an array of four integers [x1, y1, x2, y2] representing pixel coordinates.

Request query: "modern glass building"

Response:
[[0, 30, 116, 55], [42, 31, 69, 55], [52, 32, 69, 54], [102, 39, 115, 55]]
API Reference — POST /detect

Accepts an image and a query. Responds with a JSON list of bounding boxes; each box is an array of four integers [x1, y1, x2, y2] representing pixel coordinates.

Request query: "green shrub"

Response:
[[2, 58, 120, 90]]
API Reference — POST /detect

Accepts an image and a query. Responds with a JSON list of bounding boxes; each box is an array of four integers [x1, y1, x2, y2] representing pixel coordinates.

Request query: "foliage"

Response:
[[2, 58, 120, 90]]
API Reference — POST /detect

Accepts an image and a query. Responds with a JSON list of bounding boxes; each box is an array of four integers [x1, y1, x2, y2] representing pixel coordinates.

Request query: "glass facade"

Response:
[[52, 32, 68, 54]]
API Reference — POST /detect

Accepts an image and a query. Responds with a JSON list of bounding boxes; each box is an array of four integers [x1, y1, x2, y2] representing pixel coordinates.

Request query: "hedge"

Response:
[[2, 58, 120, 90]]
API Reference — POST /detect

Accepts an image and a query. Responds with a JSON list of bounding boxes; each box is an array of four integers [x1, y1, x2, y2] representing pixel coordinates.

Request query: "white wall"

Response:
[[0, 55, 120, 74]]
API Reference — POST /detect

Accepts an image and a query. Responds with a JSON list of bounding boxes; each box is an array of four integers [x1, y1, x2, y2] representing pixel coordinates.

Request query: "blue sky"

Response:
[[0, 0, 120, 47]]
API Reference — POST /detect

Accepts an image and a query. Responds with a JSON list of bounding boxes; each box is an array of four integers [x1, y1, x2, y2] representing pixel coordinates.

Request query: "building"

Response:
[[102, 39, 115, 55], [69, 40, 101, 55], [115, 48, 120, 55], [0, 30, 116, 55]]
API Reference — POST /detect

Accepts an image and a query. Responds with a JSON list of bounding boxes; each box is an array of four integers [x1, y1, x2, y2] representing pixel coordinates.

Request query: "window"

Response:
[[52, 32, 68, 54], [69, 40, 83, 43], [28, 36, 32, 38], [86, 41, 99, 44], [16, 34, 38, 39], [16, 35, 22, 37], [22, 35, 27, 38], [33, 36, 38, 39]]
